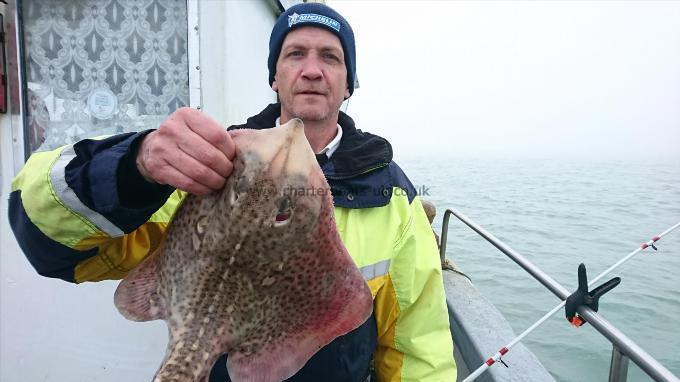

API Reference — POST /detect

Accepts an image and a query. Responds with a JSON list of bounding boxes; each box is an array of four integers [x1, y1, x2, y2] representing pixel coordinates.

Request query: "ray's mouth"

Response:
[[275, 213, 291, 222], [274, 196, 293, 226]]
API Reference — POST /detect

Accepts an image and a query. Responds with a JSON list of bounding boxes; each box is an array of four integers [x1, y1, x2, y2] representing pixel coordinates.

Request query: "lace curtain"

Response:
[[22, 0, 189, 153]]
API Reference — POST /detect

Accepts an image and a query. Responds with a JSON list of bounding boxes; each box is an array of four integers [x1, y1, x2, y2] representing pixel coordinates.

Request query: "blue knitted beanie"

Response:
[[268, 3, 356, 97]]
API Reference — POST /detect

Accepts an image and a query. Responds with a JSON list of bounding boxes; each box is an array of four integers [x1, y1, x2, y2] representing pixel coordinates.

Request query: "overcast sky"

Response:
[[326, 1, 680, 161]]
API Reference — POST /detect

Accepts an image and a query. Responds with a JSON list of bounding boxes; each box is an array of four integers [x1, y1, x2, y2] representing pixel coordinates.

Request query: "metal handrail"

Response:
[[440, 207, 680, 382]]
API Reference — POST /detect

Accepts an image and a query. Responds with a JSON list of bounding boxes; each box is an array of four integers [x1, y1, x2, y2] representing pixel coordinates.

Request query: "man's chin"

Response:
[[292, 107, 329, 122]]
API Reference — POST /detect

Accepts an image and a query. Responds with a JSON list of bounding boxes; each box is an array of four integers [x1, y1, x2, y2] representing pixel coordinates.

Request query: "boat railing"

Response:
[[439, 207, 680, 382]]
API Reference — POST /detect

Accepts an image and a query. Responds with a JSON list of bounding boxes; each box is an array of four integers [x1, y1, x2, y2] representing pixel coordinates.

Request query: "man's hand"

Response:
[[136, 107, 235, 195]]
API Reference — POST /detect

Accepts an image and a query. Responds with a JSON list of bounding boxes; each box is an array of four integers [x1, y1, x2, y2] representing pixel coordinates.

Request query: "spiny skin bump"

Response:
[[114, 119, 374, 382]]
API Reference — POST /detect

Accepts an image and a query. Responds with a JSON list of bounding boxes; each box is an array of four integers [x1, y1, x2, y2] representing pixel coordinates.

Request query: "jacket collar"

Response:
[[230, 103, 393, 179]]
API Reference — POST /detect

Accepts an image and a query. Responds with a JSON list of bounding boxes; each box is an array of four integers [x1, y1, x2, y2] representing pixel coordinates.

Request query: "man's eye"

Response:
[[323, 53, 341, 62], [288, 51, 303, 57]]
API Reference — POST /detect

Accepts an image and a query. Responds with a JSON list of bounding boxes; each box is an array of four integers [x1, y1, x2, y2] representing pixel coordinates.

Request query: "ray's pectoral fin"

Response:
[[227, 290, 373, 382], [114, 252, 166, 321], [226, 337, 319, 382]]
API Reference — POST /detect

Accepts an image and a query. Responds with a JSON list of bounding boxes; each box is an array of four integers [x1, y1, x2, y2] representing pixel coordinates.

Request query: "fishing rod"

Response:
[[460, 219, 680, 382]]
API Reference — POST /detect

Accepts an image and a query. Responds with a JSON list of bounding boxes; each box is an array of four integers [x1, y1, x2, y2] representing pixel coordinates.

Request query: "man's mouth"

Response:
[[297, 90, 325, 96]]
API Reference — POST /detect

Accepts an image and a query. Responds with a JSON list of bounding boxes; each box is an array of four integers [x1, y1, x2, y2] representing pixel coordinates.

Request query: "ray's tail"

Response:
[[153, 337, 221, 382]]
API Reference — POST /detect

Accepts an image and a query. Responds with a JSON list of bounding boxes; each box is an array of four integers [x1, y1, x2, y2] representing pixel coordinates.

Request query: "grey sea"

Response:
[[399, 156, 680, 381]]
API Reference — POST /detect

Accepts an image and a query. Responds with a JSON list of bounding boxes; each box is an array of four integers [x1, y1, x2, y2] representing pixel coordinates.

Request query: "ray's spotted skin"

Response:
[[114, 119, 373, 382]]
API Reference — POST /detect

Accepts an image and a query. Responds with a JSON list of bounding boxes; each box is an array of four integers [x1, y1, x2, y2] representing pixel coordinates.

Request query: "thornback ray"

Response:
[[114, 119, 374, 382]]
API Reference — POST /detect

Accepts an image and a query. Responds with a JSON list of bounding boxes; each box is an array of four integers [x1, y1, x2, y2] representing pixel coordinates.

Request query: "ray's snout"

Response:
[[233, 118, 320, 185]]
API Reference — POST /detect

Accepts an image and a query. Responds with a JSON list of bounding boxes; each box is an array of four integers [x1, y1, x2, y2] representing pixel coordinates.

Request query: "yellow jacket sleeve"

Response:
[[373, 196, 457, 382], [335, 191, 457, 382], [9, 133, 184, 283]]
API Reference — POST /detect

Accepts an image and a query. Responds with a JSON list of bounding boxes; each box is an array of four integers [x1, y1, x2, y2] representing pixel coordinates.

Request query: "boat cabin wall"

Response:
[[197, 0, 279, 127]]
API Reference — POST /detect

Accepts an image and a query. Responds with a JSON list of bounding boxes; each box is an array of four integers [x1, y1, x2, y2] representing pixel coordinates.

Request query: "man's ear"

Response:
[[272, 80, 278, 92], [344, 87, 350, 100]]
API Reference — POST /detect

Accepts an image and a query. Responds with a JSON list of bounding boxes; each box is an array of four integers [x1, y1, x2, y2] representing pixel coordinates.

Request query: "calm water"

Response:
[[400, 156, 680, 381]]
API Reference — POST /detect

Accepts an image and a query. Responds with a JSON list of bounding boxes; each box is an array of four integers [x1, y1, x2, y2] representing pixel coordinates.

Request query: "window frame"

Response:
[[17, 0, 199, 160]]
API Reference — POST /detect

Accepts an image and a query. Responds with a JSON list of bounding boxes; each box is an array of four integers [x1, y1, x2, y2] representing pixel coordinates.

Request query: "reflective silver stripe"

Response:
[[49, 146, 124, 238], [360, 259, 391, 281]]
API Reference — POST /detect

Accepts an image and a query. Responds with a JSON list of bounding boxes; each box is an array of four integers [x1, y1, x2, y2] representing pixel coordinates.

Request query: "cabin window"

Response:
[[20, 0, 189, 154]]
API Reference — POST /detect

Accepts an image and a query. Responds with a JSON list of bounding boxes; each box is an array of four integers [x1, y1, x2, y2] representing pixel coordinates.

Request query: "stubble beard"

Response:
[[281, 92, 343, 123], [291, 103, 337, 123]]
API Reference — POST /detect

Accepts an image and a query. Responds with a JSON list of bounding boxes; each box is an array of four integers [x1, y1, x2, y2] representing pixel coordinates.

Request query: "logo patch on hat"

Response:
[[288, 12, 341, 32]]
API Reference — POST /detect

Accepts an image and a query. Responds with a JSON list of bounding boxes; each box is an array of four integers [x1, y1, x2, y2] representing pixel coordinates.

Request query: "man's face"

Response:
[[273, 26, 350, 123]]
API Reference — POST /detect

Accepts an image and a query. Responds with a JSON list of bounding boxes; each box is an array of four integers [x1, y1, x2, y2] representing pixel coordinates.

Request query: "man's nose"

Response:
[[300, 56, 323, 81]]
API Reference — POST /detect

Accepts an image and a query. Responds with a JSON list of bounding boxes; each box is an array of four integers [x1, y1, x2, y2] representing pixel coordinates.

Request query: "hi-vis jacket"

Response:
[[9, 104, 456, 382]]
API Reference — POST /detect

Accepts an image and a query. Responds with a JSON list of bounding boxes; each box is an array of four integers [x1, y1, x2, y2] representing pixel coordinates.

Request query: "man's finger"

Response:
[[177, 108, 235, 160], [153, 162, 213, 196], [175, 128, 234, 179], [166, 148, 227, 191]]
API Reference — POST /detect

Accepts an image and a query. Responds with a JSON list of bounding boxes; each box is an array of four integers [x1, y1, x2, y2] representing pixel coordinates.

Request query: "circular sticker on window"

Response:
[[87, 87, 118, 120]]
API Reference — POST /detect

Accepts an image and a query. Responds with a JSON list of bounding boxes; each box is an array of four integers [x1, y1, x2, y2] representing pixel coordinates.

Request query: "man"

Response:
[[9, 3, 456, 381]]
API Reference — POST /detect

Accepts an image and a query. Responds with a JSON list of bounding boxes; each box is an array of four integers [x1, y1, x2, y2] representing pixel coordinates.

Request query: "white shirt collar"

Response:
[[275, 117, 343, 158]]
